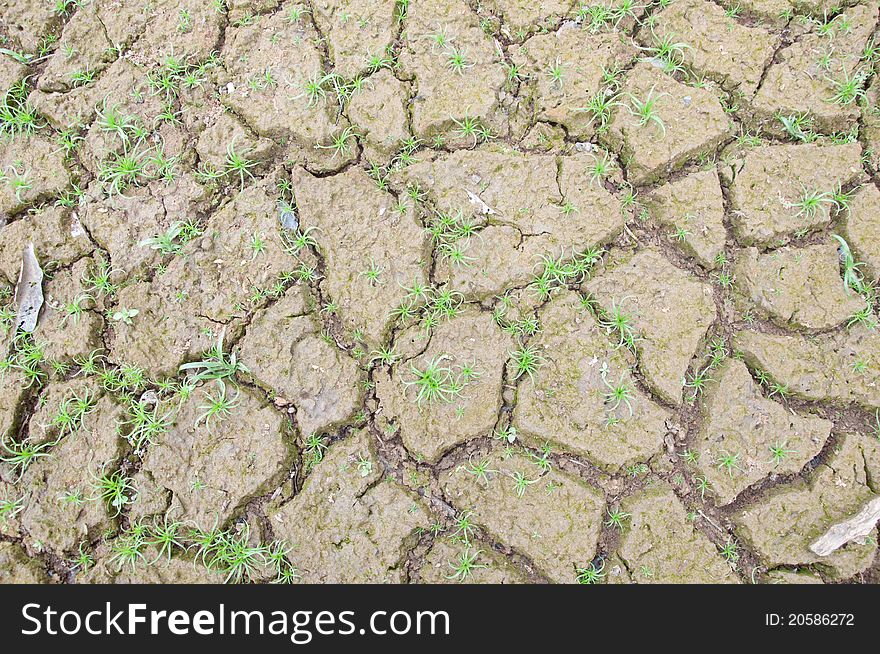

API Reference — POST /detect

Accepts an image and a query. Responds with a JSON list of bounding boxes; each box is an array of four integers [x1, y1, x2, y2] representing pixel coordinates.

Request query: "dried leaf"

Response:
[[13, 243, 44, 333], [465, 189, 496, 216], [809, 496, 880, 556]]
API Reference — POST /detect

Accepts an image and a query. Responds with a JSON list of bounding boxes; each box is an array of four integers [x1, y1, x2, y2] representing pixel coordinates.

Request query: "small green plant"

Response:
[[603, 371, 634, 416], [224, 141, 257, 189], [450, 112, 483, 147], [302, 432, 328, 472], [716, 450, 741, 478], [315, 126, 358, 159], [825, 67, 868, 105], [719, 536, 739, 564], [777, 112, 816, 143], [70, 541, 95, 572], [643, 29, 691, 75], [462, 457, 495, 487], [0, 494, 24, 524], [82, 257, 119, 297], [359, 257, 384, 286], [148, 515, 185, 563], [0, 80, 43, 139], [179, 333, 249, 383], [60, 293, 93, 326], [685, 368, 713, 400], [694, 475, 711, 500], [576, 559, 606, 584], [510, 344, 544, 382], [445, 48, 473, 75], [589, 151, 615, 185], [403, 355, 462, 406], [510, 471, 537, 497], [122, 400, 174, 452], [111, 307, 139, 325], [547, 57, 566, 88], [598, 297, 639, 351], [196, 380, 240, 428], [138, 221, 200, 255], [832, 234, 866, 295], [109, 524, 148, 572], [628, 86, 667, 135], [769, 440, 796, 466], [98, 143, 152, 196], [47, 389, 96, 437], [1, 438, 53, 480], [282, 226, 320, 254], [604, 508, 630, 531], [446, 547, 486, 582], [203, 524, 266, 584], [91, 467, 137, 517], [784, 187, 833, 219], [451, 510, 477, 545]]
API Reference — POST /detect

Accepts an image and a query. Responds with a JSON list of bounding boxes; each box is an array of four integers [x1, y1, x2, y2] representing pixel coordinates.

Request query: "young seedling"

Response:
[[589, 151, 615, 185], [82, 257, 119, 297], [510, 344, 545, 382], [445, 48, 473, 75], [825, 66, 867, 105], [148, 514, 185, 563], [0, 438, 53, 480], [576, 559, 606, 584], [451, 510, 477, 545], [599, 297, 639, 351], [446, 547, 487, 582], [451, 112, 482, 147], [302, 432, 328, 472], [403, 355, 460, 406], [769, 440, 796, 466], [47, 389, 96, 437], [224, 141, 257, 189], [98, 143, 152, 196], [716, 450, 741, 478], [60, 293, 93, 326], [359, 257, 384, 286], [70, 541, 95, 572], [91, 467, 137, 517], [315, 126, 358, 159], [777, 112, 816, 143], [122, 400, 174, 452], [196, 380, 240, 428], [179, 333, 249, 383], [694, 475, 711, 500], [205, 525, 266, 584], [510, 471, 537, 498], [111, 307, 139, 325], [603, 373, 634, 416], [784, 186, 833, 219], [643, 30, 691, 75], [719, 536, 739, 564], [604, 508, 631, 531], [628, 86, 667, 136], [0, 79, 42, 139], [460, 456, 495, 487], [547, 57, 566, 88], [832, 234, 866, 295], [0, 494, 24, 524], [685, 367, 712, 399], [109, 525, 148, 572]]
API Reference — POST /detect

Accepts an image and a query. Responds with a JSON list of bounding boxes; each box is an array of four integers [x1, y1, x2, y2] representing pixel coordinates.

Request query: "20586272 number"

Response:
[[787, 614, 854, 626]]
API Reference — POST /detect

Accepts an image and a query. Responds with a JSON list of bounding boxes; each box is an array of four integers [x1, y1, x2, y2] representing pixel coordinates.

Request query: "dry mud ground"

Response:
[[0, 0, 879, 585]]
